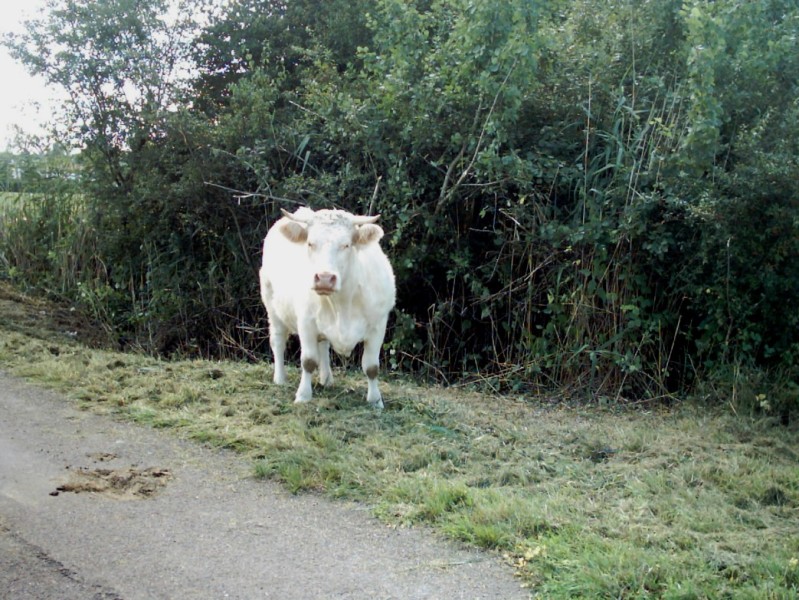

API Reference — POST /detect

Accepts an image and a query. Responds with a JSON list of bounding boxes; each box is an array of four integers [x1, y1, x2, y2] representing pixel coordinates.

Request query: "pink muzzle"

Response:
[[313, 272, 337, 295]]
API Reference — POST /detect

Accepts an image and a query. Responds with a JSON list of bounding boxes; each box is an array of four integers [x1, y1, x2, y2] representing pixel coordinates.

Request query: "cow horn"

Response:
[[351, 214, 380, 225], [281, 208, 313, 223]]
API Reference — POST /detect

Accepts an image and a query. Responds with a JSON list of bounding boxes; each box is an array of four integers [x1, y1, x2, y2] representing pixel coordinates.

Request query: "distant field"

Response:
[[0, 282, 797, 598]]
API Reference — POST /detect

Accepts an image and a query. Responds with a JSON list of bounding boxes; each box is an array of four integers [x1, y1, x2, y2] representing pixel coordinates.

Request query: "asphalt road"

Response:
[[0, 373, 527, 599]]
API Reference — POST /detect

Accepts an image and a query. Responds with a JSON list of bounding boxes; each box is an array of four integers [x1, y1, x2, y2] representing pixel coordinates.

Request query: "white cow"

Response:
[[259, 207, 396, 407]]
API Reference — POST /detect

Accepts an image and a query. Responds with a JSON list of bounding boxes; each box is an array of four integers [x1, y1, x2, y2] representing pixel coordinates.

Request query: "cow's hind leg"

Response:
[[269, 318, 289, 385], [362, 322, 387, 409], [318, 340, 334, 386]]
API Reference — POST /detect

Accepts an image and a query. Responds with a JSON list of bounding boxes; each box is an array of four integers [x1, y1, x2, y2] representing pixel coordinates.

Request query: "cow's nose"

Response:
[[314, 272, 337, 292]]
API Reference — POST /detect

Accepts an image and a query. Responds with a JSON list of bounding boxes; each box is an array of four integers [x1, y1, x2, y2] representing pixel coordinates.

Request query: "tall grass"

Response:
[[1, 186, 266, 357], [403, 83, 692, 404], [0, 191, 99, 293]]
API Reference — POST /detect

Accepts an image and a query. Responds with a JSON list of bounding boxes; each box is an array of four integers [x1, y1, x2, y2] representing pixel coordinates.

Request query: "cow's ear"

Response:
[[279, 220, 308, 243], [353, 224, 384, 246]]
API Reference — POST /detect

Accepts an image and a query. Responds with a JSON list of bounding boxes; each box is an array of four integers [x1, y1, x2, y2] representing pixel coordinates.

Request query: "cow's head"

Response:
[[279, 208, 384, 295]]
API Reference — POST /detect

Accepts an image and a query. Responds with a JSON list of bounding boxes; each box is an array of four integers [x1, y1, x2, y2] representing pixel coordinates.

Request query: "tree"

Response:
[[192, 0, 372, 116], [4, 0, 202, 188]]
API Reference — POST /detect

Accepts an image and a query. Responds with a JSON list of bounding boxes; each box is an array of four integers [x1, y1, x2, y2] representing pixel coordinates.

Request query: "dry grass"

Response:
[[1, 282, 798, 598]]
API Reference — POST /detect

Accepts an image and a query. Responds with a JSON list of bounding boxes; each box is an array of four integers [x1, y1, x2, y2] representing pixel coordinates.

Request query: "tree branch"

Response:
[[434, 58, 519, 217]]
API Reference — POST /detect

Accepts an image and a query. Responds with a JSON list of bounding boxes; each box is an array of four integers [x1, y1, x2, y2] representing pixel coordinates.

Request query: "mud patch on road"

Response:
[[86, 452, 118, 462], [52, 466, 171, 500]]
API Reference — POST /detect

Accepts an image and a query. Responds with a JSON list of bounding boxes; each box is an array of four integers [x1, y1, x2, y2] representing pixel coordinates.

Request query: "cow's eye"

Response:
[[341, 243, 351, 250], [308, 242, 316, 250]]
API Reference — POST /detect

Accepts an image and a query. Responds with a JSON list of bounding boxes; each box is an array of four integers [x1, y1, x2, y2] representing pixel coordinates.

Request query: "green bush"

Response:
[[2, 0, 798, 416]]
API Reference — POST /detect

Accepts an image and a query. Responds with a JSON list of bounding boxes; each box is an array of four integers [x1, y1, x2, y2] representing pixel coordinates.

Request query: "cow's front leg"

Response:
[[296, 326, 319, 403], [362, 321, 387, 408]]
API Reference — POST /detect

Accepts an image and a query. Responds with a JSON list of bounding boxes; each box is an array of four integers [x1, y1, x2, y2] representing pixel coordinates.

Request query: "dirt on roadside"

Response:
[[0, 282, 113, 349]]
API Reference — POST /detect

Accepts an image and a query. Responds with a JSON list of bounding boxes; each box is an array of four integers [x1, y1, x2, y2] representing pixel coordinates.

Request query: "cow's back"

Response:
[[259, 216, 311, 333]]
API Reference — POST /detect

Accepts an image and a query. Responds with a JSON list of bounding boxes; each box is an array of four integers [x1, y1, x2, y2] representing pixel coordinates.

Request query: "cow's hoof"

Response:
[[368, 398, 384, 410]]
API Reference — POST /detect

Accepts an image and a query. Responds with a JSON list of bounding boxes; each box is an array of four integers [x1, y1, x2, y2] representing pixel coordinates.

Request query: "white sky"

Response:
[[0, 1, 216, 152], [0, 0, 59, 151]]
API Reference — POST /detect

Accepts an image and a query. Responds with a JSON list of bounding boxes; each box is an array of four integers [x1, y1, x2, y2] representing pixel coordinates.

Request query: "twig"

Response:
[[288, 100, 326, 121], [223, 201, 258, 275], [203, 181, 297, 206], [368, 176, 382, 216], [434, 58, 519, 216], [396, 351, 450, 386], [436, 142, 468, 212]]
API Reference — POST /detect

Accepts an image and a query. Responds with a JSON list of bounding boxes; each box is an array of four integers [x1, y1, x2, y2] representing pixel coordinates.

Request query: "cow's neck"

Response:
[[313, 284, 366, 356], [315, 282, 358, 319]]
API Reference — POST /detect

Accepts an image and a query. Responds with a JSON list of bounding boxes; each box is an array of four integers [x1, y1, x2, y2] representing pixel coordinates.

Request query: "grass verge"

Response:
[[1, 283, 797, 598]]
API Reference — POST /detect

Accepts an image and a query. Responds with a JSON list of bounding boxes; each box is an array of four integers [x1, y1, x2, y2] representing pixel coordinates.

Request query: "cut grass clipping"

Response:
[[0, 295, 797, 597]]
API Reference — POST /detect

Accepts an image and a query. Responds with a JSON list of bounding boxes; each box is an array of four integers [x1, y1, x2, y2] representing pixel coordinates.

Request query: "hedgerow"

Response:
[[2, 0, 798, 415]]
